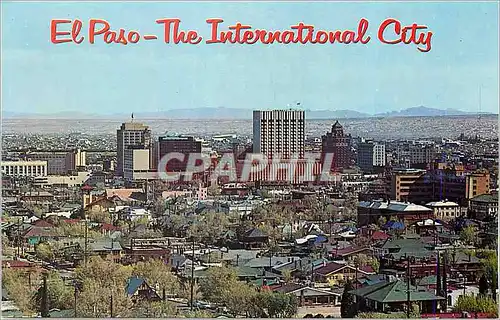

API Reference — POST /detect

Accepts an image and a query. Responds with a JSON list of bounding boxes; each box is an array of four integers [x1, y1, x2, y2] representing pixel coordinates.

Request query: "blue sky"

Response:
[[1, 1, 499, 114]]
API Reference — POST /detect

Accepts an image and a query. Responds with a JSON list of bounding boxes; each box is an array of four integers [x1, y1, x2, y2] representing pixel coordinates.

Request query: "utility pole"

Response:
[[110, 293, 114, 318], [407, 256, 411, 319], [17, 218, 21, 259], [190, 236, 195, 311], [74, 284, 78, 318], [41, 274, 49, 317], [84, 216, 88, 265]]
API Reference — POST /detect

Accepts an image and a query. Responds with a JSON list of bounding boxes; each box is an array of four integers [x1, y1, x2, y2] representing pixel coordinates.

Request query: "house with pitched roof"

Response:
[[272, 283, 341, 306], [239, 228, 268, 248], [314, 262, 376, 286], [349, 279, 445, 314], [125, 276, 162, 303]]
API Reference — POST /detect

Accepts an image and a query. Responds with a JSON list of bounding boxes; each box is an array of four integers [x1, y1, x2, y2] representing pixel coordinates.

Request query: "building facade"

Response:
[[1, 160, 48, 177], [396, 142, 437, 168], [116, 122, 152, 177], [468, 193, 498, 221], [124, 148, 152, 181], [23, 149, 86, 175], [321, 121, 351, 172], [357, 141, 386, 172], [357, 199, 434, 227], [425, 200, 461, 221], [373, 143, 386, 167], [387, 168, 433, 204], [465, 170, 490, 199], [253, 110, 305, 159], [158, 134, 202, 172], [357, 141, 374, 172]]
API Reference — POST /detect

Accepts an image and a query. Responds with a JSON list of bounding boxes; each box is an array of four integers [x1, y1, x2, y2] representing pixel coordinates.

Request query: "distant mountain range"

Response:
[[2, 106, 495, 120]]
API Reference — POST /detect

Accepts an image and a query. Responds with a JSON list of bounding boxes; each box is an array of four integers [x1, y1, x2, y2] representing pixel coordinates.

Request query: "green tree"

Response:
[[453, 294, 498, 315], [224, 281, 257, 316], [250, 291, 298, 318], [183, 309, 214, 318], [188, 212, 230, 244], [179, 281, 202, 302], [131, 300, 177, 318], [33, 271, 73, 312], [460, 225, 477, 246], [340, 279, 356, 318], [482, 251, 498, 301], [282, 269, 293, 283], [377, 216, 387, 227], [2, 268, 41, 315], [368, 258, 380, 273], [88, 210, 111, 224], [199, 266, 238, 303], [207, 185, 221, 196], [132, 259, 180, 297], [35, 242, 54, 262], [74, 256, 133, 317]]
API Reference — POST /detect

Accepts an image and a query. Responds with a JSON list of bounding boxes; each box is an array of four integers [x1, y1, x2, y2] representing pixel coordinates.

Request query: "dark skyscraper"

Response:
[[321, 120, 351, 171], [158, 134, 202, 172]]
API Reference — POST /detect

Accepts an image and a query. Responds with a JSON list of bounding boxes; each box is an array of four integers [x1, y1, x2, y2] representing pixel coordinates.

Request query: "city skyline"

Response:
[[1, 1, 499, 115]]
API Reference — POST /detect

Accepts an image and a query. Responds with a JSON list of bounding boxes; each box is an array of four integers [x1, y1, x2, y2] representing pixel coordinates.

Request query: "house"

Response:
[[23, 226, 59, 245], [243, 256, 301, 270], [2, 260, 34, 270], [239, 228, 269, 248], [31, 219, 54, 228], [370, 230, 390, 243], [99, 223, 121, 236], [125, 276, 162, 303], [106, 188, 146, 203], [375, 238, 435, 260], [449, 251, 482, 284], [330, 245, 372, 261], [272, 257, 328, 279], [85, 197, 116, 213], [314, 262, 376, 286], [349, 279, 445, 314], [272, 283, 341, 306], [89, 238, 123, 261], [357, 274, 388, 287]]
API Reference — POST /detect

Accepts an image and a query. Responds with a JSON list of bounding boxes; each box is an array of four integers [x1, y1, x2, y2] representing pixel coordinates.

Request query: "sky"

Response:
[[1, 1, 499, 115]]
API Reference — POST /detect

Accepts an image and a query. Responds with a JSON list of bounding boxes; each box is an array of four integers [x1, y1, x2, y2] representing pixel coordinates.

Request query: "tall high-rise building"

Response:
[[158, 133, 202, 172], [357, 141, 375, 172], [357, 140, 386, 172], [321, 121, 351, 171], [116, 122, 151, 176], [373, 143, 386, 167], [252, 110, 305, 159]]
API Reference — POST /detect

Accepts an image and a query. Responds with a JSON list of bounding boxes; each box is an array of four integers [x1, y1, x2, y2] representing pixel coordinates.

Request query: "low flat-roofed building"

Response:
[[1, 160, 48, 177], [425, 200, 461, 221], [357, 199, 433, 227]]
